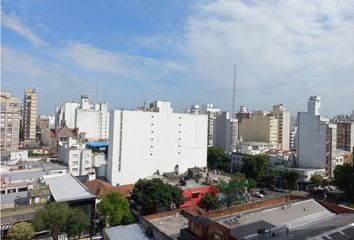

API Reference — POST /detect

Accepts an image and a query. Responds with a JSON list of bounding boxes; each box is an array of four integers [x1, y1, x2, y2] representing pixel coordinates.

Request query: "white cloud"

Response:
[[56, 41, 186, 82], [181, 0, 354, 114], [2, 10, 46, 47]]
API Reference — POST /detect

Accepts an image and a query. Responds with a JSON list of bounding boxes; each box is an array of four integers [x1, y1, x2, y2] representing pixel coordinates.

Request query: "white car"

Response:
[[254, 192, 264, 198]]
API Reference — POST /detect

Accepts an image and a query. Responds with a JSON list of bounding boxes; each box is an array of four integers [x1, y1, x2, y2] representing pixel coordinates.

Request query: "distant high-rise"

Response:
[[189, 103, 220, 146], [200, 104, 220, 147], [296, 96, 337, 177], [272, 104, 290, 151], [239, 111, 278, 146], [333, 115, 354, 152], [0, 91, 21, 151], [23, 88, 37, 142], [55, 95, 109, 140], [213, 112, 238, 152]]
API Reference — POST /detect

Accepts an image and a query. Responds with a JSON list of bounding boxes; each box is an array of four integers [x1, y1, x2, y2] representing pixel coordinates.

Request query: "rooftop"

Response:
[[0, 191, 28, 205], [104, 223, 151, 240], [215, 199, 334, 231], [84, 179, 134, 196], [43, 174, 96, 202], [150, 213, 189, 239]]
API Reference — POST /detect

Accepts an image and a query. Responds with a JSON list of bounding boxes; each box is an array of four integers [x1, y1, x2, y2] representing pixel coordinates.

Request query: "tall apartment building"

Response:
[[296, 96, 337, 177], [55, 95, 109, 140], [333, 115, 354, 152], [326, 123, 337, 177], [213, 112, 238, 152], [23, 88, 37, 142], [272, 104, 290, 150], [200, 104, 220, 146], [58, 138, 93, 176], [188, 103, 220, 146], [0, 91, 21, 151], [239, 111, 278, 146], [108, 101, 207, 185]]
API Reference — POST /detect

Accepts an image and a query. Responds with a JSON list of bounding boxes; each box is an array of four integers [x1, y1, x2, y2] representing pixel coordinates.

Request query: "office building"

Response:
[[239, 111, 278, 145], [108, 101, 207, 185], [23, 88, 37, 142], [0, 91, 20, 151], [213, 112, 238, 152], [272, 104, 290, 150], [55, 95, 109, 140]]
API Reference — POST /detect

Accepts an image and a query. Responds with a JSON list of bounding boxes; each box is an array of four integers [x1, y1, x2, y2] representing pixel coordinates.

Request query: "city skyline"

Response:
[[2, 0, 354, 116]]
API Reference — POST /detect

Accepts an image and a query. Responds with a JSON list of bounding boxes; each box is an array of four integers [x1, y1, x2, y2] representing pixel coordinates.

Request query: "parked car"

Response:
[[254, 192, 264, 198]]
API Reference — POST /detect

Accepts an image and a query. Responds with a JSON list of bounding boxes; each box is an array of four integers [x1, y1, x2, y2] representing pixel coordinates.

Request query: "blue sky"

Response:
[[2, 0, 354, 116]]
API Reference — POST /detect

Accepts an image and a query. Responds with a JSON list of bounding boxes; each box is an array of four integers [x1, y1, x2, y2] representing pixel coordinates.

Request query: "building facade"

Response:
[[239, 111, 278, 145], [0, 91, 20, 151], [335, 120, 354, 152], [213, 112, 238, 152], [200, 104, 220, 147], [272, 104, 290, 151], [296, 96, 337, 177], [108, 101, 208, 185], [55, 95, 109, 140], [58, 138, 93, 176], [23, 88, 37, 142]]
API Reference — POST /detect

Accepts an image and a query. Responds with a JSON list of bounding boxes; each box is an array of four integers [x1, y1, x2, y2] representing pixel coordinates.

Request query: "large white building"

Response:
[[55, 95, 109, 140], [108, 101, 208, 185], [213, 112, 238, 152], [296, 96, 337, 177], [58, 138, 93, 176]]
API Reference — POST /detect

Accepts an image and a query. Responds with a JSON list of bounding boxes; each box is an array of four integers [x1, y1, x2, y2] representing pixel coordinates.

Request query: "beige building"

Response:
[[272, 104, 290, 150], [23, 88, 37, 142], [0, 91, 21, 151], [239, 111, 278, 145]]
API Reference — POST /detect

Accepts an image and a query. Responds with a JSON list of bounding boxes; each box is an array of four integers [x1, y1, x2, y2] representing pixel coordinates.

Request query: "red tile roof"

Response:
[[84, 179, 134, 197]]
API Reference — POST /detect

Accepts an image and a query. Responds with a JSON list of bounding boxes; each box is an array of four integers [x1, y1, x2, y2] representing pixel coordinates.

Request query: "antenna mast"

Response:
[[232, 65, 237, 117]]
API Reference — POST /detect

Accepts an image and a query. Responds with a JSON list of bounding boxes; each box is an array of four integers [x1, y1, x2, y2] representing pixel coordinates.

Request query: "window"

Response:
[[72, 168, 78, 172], [72, 161, 78, 166], [85, 160, 90, 165], [72, 154, 79, 158]]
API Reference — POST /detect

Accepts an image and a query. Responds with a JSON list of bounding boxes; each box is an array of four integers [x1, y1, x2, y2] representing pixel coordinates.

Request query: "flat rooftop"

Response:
[[43, 174, 96, 202], [150, 214, 188, 240], [104, 223, 151, 240], [2, 169, 47, 182], [215, 199, 334, 231]]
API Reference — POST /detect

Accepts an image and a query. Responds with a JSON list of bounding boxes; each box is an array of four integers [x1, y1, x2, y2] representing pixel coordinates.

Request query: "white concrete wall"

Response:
[[76, 109, 101, 140], [107, 102, 208, 185], [213, 112, 238, 152], [296, 112, 326, 169]]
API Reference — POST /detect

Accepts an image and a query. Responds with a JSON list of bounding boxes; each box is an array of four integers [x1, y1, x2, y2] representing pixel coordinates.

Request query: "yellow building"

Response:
[[23, 88, 37, 143]]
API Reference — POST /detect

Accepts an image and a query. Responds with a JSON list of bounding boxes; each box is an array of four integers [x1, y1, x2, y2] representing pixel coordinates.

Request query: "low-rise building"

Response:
[[58, 138, 93, 176]]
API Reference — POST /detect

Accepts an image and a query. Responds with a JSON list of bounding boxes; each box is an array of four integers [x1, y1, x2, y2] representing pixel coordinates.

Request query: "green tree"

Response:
[[98, 191, 133, 226], [282, 170, 299, 190], [131, 178, 185, 215], [241, 154, 268, 182], [217, 173, 250, 206], [207, 147, 231, 173], [198, 192, 218, 211], [334, 164, 354, 201], [6, 222, 35, 240], [66, 208, 90, 239], [32, 202, 70, 240], [310, 174, 324, 187]]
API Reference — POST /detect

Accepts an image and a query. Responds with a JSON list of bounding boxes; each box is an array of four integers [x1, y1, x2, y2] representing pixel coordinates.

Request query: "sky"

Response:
[[2, 0, 354, 116]]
